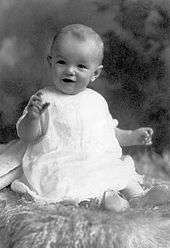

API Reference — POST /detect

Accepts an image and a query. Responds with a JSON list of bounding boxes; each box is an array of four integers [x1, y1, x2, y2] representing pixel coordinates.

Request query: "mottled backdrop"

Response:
[[0, 0, 170, 154]]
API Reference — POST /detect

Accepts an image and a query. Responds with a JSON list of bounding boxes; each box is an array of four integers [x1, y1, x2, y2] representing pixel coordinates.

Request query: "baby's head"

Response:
[[47, 24, 104, 95]]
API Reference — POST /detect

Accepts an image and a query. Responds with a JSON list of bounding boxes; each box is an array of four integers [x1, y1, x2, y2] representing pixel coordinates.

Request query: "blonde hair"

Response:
[[50, 24, 104, 64]]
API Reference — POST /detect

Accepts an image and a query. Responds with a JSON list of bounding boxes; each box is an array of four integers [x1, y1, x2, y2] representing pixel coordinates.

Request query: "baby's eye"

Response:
[[56, 60, 66, 65], [78, 64, 87, 69]]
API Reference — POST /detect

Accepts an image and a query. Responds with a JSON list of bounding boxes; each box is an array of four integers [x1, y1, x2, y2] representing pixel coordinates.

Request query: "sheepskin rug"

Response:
[[0, 184, 170, 248]]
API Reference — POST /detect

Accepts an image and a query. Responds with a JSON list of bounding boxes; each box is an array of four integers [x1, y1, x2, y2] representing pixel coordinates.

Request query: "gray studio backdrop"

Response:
[[0, 0, 170, 153]]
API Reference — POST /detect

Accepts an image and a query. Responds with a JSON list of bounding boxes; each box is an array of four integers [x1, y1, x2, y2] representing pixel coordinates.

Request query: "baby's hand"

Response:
[[133, 127, 153, 145], [27, 92, 50, 119]]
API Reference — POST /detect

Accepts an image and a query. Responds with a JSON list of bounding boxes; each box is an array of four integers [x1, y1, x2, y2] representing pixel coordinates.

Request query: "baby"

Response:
[[4, 24, 158, 211]]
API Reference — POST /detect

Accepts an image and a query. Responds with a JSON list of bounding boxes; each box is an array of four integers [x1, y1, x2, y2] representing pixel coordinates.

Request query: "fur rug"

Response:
[[0, 184, 170, 248]]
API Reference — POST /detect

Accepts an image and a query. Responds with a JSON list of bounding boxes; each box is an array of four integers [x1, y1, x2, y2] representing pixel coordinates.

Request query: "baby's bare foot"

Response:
[[103, 190, 129, 212], [140, 185, 170, 207]]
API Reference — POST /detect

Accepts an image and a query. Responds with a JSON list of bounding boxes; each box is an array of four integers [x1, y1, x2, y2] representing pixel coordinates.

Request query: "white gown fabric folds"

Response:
[[3, 87, 141, 203]]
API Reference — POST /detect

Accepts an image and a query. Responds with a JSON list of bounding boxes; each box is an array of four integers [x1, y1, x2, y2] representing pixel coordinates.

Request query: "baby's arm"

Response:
[[115, 127, 153, 146], [115, 128, 134, 146], [17, 92, 50, 142]]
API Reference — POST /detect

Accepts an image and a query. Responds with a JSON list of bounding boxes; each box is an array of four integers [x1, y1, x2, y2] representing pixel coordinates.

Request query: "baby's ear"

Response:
[[47, 55, 52, 66], [91, 65, 103, 82]]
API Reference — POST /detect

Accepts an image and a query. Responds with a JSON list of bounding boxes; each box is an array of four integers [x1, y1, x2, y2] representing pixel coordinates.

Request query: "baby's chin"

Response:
[[62, 89, 85, 95], [54, 85, 86, 95]]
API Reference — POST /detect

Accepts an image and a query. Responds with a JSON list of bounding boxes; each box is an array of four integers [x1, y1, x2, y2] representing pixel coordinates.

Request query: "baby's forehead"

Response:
[[53, 32, 98, 50], [50, 29, 103, 63]]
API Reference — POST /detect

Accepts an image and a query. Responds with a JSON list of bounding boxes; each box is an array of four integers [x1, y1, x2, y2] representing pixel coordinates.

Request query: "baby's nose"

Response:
[[65, 65, 76, 75]]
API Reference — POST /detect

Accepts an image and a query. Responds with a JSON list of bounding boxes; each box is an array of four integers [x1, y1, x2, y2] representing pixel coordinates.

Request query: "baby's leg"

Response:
[[121, 180, 170, 208], [120, 180, 144, 201], [139, 184, 170, 207], [103, 190, 129, 212], [0, 166, 22, 190]]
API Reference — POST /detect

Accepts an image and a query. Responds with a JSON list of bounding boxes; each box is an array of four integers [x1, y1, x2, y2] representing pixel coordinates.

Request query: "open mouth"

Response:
[[62, 78, 76, 83]]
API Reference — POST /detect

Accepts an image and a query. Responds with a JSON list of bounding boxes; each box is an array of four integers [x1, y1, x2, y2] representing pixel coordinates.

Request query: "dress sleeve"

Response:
[[112, 118, 119, 128], [103, 98, 119, 129], [98, 93, 119, 129], [16, 105, 28, 135]]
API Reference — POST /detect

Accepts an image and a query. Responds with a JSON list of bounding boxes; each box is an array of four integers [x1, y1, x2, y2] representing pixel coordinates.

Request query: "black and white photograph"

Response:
[[0, 0, 170, 247]]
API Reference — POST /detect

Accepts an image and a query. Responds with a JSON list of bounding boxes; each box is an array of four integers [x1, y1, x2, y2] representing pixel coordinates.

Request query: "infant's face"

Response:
[[49, 34, 101, 95]]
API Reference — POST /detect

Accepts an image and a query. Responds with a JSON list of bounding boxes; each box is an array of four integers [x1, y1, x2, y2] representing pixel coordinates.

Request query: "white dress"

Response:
[[11, 87, 142, 203]]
